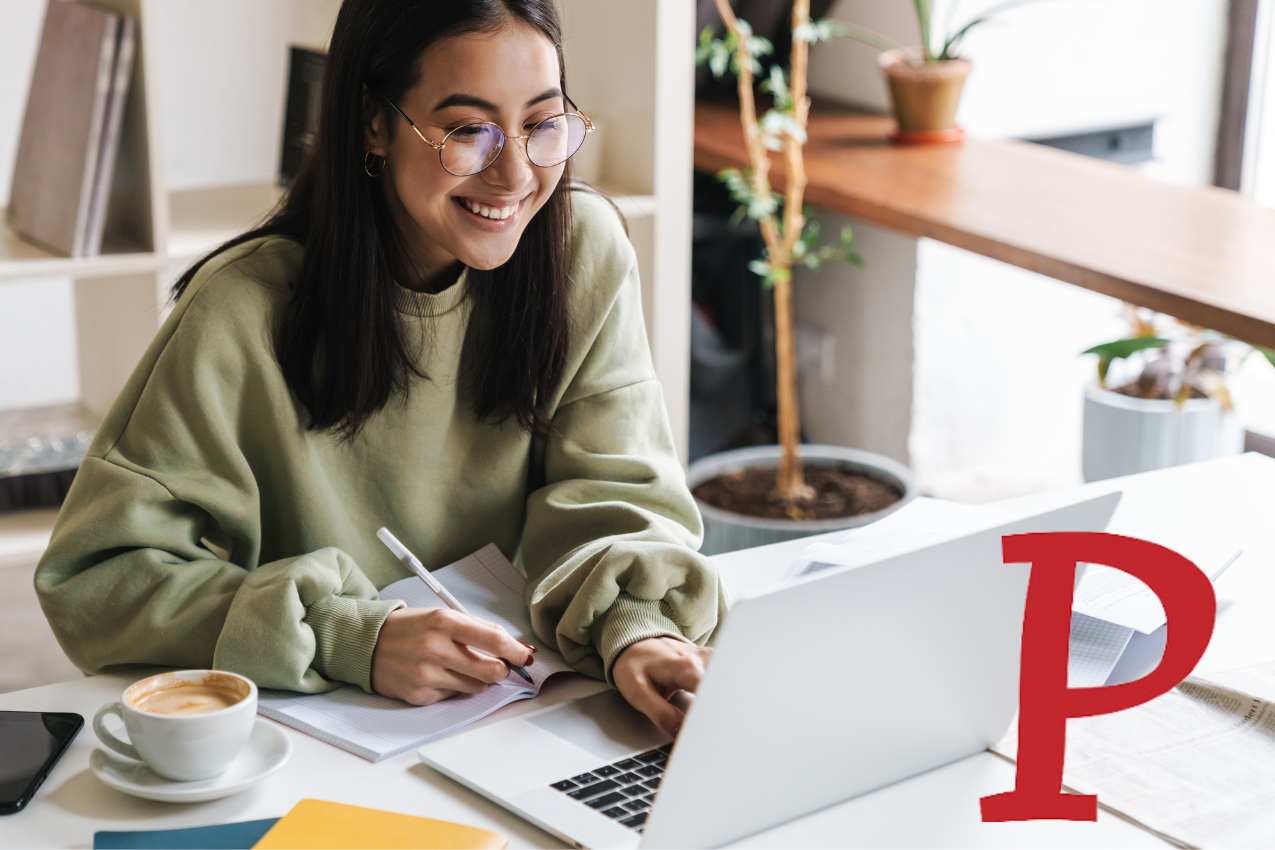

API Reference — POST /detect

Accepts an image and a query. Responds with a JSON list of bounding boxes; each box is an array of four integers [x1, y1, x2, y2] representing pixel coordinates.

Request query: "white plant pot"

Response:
[[686, 444, 920, 556], [1081, 385, 1244, 483]]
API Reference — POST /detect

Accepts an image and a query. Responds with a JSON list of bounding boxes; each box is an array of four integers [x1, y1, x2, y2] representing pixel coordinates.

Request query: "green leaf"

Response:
[[942, 0, 1050, 58], [793, 18, 855, 44], [759, 109, 807, 145], [1082, 337, 1170, 360], [813, 19, 905, 52], [759, 66, 794, 111], [748, 258, 770, 278], [1256, 345, 1275, 370]]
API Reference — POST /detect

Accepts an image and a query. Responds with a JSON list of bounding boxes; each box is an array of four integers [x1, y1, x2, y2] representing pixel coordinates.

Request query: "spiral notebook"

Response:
[[257, 544, 575, 761]]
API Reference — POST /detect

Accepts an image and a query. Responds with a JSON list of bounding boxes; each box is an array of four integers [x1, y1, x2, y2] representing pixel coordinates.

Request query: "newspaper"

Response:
[[993, 660, 1275, 848]]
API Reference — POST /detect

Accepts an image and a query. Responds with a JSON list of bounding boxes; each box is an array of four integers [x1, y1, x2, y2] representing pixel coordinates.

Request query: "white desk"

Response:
[[3, 453, 1273, 848]]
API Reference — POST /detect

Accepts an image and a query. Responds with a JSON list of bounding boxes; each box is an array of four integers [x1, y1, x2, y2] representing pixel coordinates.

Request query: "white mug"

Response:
[[93, 670, 257, 781]]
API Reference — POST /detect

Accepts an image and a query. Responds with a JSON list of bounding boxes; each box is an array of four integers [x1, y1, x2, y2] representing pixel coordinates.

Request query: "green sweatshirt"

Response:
[[35, 189, 726, 695]]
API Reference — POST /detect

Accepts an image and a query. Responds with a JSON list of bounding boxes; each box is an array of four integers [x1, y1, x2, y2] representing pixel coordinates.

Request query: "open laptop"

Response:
[[418, 493, 1121, 848]]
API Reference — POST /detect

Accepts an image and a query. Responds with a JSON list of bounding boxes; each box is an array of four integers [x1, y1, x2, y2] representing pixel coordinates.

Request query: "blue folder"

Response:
[[93, 817, 279, 849]]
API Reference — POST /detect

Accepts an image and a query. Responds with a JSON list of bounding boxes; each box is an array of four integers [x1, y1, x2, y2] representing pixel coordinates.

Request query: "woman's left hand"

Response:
[[612, 636, 713, 739]]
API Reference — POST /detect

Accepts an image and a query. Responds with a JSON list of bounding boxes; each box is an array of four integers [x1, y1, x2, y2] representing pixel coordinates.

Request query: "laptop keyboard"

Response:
[[548, 746, 670, 833]]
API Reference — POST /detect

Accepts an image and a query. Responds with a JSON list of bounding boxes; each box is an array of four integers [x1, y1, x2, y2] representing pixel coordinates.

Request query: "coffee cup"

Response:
[[93, 670, 257, 781]]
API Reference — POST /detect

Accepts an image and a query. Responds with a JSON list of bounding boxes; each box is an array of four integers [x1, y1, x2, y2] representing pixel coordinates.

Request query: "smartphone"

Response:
[[0, 711, 83, 815]]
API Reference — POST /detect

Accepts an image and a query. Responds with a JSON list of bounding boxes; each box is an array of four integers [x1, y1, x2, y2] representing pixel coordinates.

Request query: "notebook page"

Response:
[[1072, 538, 1241, 634], [258, 544, 573, 762], [1068, 612, 1135, 688]]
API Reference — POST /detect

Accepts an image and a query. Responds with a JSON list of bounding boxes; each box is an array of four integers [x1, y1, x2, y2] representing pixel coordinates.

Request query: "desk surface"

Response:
[[694, 99, 1275, 349], [4, 453, 1274, 848]]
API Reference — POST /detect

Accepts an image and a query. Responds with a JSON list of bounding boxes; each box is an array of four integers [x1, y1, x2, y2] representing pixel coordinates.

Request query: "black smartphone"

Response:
[[0, 711, 83, 815]]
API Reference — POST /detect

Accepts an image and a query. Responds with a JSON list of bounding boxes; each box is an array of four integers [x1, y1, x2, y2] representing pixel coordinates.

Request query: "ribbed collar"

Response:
[[393, 267, 469, 317]]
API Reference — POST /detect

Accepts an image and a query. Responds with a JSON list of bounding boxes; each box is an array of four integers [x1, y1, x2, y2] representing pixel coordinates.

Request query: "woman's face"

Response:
[[368, 23, 566, 283]]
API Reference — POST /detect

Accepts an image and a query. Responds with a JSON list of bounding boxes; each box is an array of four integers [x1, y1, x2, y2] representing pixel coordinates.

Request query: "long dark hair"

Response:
[[172, 0, 577, 440]]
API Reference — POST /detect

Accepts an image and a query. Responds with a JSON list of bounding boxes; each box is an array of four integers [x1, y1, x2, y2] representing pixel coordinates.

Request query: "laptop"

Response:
[[418, 493, 1121, 848]]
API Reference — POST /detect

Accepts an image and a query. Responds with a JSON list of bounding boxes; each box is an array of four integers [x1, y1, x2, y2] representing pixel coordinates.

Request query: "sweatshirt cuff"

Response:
[[592, 593, 688, 686], [304, 595, 406, 693]]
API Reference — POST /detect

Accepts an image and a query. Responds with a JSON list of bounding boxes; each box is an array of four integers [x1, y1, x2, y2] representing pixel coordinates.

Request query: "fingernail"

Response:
[[671, 724, 682, 738], [521, 642, 539, 653], [525, 654, 535, 666]]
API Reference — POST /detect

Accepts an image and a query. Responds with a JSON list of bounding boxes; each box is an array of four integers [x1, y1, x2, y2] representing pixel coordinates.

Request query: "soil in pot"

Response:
[[692, 464, 902, 521], [1110, 380, 1207, 401]]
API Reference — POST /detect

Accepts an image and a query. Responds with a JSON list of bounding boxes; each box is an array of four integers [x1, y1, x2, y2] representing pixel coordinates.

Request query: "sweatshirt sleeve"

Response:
[[522, 197, 729, 684], [33, 241, 401, 694]]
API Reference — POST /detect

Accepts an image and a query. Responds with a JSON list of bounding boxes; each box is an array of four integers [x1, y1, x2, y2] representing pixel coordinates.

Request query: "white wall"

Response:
[[794, 215, 917, 465], [793, 0, 1232, 501]]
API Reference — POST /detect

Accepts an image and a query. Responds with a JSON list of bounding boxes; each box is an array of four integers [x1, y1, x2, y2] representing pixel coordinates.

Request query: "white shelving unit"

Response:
[[0, 0, 694, 562]]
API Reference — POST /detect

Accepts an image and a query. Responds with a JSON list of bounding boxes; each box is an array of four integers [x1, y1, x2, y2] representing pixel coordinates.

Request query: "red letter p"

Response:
[[980, 532, 1214, 822]]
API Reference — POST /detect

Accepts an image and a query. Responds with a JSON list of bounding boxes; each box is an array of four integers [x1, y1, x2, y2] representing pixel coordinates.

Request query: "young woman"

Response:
[[35, 0, 724, 738]]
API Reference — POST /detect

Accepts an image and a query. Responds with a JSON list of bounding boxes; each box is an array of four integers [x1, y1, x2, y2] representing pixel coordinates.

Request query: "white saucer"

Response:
[[90, 717, 292, 803]]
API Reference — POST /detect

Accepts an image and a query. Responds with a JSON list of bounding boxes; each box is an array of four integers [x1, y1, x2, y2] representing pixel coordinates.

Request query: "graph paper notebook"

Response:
[[257, 544, 574, 762]]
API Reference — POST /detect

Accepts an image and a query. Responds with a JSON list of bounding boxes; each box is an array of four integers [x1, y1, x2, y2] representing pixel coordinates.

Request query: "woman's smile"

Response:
[[451, 193, 527, 231]]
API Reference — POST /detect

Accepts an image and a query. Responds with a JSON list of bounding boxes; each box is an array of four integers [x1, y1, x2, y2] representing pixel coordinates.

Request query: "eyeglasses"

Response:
[[382, 95, 594, 177]]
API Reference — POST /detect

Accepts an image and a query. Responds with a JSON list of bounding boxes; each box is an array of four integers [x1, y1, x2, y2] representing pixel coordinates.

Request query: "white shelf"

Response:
[[0, 215, 162, 282], [168, 181, 282, 261], [1, 181, 284, 285], [0, 507, 58, 568]]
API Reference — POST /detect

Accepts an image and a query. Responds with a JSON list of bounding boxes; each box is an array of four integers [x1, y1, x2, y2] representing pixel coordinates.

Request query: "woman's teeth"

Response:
[[461, 198, 516, 220]]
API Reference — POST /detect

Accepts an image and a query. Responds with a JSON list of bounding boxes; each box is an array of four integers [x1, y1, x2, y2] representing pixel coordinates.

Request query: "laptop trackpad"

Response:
[[527, 690, 667, 761]]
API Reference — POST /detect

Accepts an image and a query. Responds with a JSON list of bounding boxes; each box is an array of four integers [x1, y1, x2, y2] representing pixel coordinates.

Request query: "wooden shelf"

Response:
[[695, 98, 1275, 349]]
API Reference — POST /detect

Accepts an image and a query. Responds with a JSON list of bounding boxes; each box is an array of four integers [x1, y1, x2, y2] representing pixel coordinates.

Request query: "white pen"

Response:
[[376, 527, 533, 684]]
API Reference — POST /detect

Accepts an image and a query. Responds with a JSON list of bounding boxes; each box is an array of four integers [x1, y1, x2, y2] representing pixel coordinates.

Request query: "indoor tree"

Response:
[[696, 0, 862, 505]]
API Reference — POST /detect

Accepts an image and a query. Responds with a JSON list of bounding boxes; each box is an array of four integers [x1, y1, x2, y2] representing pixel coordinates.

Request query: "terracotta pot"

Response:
[[878, 49, 971, 143]]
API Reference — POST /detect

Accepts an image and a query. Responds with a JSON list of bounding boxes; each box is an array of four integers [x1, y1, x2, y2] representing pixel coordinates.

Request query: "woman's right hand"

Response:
[[370, 608, 534, 705]]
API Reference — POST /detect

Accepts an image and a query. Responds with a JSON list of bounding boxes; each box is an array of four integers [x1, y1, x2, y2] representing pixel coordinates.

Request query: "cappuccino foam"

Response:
[[133, 684, 242, 716]]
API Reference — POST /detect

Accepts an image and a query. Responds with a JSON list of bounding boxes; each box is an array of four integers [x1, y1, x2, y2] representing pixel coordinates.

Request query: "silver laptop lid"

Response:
[[641, 492, 1120, 848]]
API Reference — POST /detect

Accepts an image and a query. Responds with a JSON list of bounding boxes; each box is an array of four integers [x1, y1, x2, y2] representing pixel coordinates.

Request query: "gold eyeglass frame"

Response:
[[382, 95, 594, 176]]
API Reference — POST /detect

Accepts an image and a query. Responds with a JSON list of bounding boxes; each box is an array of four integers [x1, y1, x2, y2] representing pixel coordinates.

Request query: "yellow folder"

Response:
[[253, 799, 509, 850]]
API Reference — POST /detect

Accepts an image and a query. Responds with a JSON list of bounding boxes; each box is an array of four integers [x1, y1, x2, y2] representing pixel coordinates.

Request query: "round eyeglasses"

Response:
[[382, 96, 593, 178]]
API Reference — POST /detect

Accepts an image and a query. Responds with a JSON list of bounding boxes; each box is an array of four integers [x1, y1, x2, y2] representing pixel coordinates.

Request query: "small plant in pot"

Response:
[[831, 0, 1046, 143], [691, 0, 920, 555], [1080, 305, 1275, 482]]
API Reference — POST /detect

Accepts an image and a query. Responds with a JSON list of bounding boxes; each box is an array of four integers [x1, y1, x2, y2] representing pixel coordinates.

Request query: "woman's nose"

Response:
[[483, 133, 534, 189]]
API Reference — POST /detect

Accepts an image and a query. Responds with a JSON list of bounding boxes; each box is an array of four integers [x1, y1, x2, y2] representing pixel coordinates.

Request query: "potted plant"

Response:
[[689, 0, 920, 556], [1080, 305, 1275, 482], [829, 0, 1045, 142]]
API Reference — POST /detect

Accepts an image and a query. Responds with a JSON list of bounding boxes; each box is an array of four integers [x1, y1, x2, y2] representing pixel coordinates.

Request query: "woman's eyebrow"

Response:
[[432, 88, 564, 113]]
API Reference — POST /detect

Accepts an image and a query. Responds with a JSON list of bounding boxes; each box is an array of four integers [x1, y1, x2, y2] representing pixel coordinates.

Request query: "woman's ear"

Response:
[[363, 83, 387, 156]]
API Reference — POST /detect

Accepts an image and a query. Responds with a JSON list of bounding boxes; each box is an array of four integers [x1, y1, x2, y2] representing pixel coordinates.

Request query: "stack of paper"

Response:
[[1067, 538, 1239, 688]]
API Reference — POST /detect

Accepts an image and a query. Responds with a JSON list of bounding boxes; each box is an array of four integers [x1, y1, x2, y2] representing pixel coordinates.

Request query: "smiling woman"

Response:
[[34, 0, 725, 741]]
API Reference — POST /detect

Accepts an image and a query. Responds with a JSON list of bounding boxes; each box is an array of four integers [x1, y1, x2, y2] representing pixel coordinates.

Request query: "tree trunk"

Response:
[[772, 270, 808, 499]]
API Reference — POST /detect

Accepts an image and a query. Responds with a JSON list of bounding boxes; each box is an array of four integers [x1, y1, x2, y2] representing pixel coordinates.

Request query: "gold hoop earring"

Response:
[[364, 151, 385, 177]]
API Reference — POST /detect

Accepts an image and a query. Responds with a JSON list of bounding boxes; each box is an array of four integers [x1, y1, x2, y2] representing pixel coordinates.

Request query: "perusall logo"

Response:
[[980, 533, 1215, 822]]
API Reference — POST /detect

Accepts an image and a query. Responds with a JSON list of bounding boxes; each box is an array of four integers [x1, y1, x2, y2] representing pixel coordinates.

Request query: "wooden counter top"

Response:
[[695, 99, 1275, 349]]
